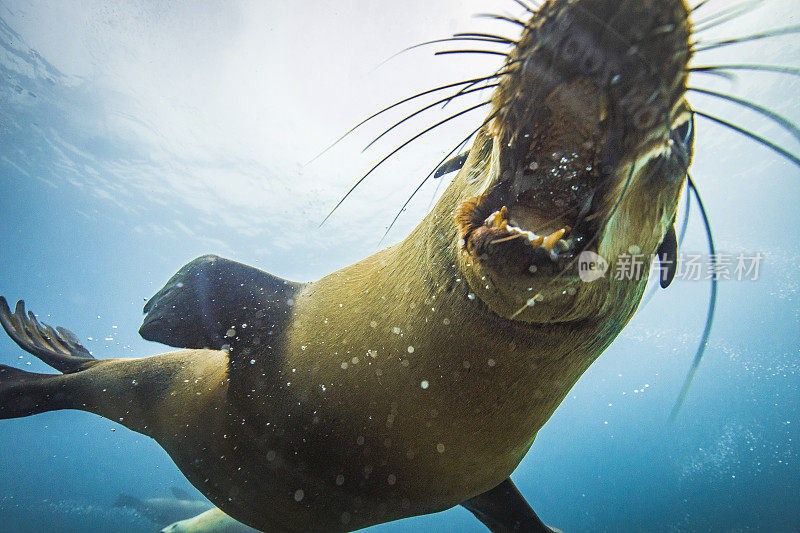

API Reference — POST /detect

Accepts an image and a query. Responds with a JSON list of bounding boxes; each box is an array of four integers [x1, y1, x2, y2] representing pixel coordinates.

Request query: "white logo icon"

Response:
[[578, 251, 608, 283]]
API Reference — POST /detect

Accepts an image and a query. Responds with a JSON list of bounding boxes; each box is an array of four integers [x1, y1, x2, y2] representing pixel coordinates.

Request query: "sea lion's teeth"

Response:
[[494, 206, 509, 229], [507, 225, 542, 244], [541, 229, 566, 251], [484, 207, 510, 230], [528, 235, 544, 246]]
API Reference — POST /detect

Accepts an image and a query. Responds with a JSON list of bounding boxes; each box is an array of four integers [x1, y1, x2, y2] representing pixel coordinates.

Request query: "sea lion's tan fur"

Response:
[[0, 0, 696, 531]]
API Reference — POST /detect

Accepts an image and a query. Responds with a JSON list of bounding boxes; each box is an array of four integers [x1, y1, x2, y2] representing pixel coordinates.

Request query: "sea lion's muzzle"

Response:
[[454, 0, 692, 321]]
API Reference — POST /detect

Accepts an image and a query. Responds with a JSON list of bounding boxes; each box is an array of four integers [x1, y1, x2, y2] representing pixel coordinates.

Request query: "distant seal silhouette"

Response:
[[1, 0, 699, 530], [116, 488, 212, 527], [162, 508, 261, 533]]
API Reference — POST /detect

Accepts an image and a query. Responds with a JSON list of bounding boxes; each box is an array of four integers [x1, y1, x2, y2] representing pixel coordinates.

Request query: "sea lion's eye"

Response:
[[673, 114, 694, 146]]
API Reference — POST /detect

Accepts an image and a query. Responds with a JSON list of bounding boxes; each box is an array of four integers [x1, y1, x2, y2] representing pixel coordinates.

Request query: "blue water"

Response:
[[1, 1, 798, 531]]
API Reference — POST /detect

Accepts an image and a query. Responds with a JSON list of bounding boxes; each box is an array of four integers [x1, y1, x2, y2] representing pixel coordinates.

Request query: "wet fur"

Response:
[[2, 0, 799, 531]]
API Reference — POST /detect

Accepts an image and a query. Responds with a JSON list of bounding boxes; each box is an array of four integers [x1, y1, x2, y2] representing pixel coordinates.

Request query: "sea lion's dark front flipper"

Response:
[[140, 255, 303, 351], [657, 223, 678, 289], [434, 151, 470, 179], [461, 478, 557, 533]]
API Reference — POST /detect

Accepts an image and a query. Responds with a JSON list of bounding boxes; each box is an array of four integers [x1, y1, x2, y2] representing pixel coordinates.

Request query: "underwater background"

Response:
[[0, 0, 798, 531]]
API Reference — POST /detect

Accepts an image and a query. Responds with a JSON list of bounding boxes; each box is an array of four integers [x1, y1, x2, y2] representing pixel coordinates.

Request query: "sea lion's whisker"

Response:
[[444, 59, 522, 109], [322, 101, 492, 226], [399, 37, 515, 59], [677, 183, 692, 249], [690, 0, 715, 13], [491, 234, 526, 245], [669, 175, 717, 422], [693, 110, 800, 168], [688, 87, 800, 144], [379, 107, 507, 244], [453, 32, 518, 44], [434, 50, 511, 58], [375, 35, 512, 71], [307, 74, 507, 166], [687, 69, 736, 82], [507, 0, 539, 16], [693, 24, 800, 53], [688, 64, 800, 78], [475, 14, 530, 29], [691, 0, 765, 32], [363, 83, 500, 152]]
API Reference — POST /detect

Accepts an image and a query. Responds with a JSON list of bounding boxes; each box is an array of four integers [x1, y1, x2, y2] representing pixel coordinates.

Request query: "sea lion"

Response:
[[0, 0, 746, 531], [162, 508, 261, 533], [115, 489, 212, 527]]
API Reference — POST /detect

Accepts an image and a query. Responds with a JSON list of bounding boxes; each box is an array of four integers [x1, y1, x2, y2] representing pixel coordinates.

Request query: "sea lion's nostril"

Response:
[[580, 48, 603, 75]]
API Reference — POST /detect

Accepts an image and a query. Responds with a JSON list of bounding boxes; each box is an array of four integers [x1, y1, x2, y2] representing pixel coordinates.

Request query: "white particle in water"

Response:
[[407, 346, 414, 354], [467, 293, 476, 300], [420, 380, 429, 389], [392, 327, 401, 334], [294, 489, 304, 502], [436, 443, 446, 453]]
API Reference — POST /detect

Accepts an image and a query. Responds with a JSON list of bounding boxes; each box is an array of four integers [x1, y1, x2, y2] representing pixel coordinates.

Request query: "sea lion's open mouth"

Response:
[[455, 77, 608, 277], [454, 0, 692, 284]]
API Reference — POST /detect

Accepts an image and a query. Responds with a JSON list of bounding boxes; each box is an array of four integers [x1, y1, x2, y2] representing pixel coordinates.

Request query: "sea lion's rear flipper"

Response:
[[0, 297, 94, 373], [0, 297, 101, 419], [461, 478, 559, 533], [140, 255, 303, 352]]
